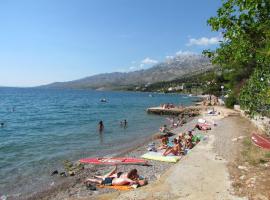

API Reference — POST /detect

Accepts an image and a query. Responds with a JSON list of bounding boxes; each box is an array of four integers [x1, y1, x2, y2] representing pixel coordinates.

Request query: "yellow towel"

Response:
[[97, 185, 133, 191]]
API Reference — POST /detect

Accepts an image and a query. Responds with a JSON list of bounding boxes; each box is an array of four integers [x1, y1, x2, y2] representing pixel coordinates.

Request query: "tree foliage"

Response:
[[239, 68, 270, 116], [204, 0, 270, 115]]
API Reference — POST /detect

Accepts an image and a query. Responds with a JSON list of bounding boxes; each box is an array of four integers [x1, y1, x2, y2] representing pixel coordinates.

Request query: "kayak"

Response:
[[79, 157, 148, 165], [251, 133, 270, 150]]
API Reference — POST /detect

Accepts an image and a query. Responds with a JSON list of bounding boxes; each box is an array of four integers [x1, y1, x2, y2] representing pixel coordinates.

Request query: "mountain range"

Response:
[[42, 54, 213, 90]]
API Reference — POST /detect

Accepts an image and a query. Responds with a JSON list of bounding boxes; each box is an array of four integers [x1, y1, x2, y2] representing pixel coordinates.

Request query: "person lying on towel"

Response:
[[84, 166, 147, 187], [194, 123, 211, 131]]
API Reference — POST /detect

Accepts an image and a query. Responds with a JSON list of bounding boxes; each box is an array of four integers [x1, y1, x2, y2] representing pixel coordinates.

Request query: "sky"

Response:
[[0, 0, 223, 87]]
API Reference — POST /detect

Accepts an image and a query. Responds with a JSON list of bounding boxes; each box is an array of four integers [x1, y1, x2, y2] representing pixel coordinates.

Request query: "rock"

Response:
[[238, 165, 248, 171], [0, 195, 7, 200], [232, 138, 238, 142], [238, 136, 245, 139], [254, 194, 268, 200], [246, 177, 256, 185], [239, 175, 245, 180], [85, 183, 96, 191], [74, 162, 84, 171], [63, 160, 73, 169], [263, 163, 269, 167], [68, 171, 75, 176], [60, 172, 67, 177], [51, 170, 58, 176]]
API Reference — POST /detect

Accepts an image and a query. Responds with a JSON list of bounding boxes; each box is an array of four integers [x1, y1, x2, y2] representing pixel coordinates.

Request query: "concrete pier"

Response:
[[146, 106, 202, 116]]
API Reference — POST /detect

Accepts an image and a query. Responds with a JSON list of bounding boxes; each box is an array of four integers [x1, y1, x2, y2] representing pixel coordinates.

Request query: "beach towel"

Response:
[[141, 151, 181, 163], [97, 185, 133, 190]]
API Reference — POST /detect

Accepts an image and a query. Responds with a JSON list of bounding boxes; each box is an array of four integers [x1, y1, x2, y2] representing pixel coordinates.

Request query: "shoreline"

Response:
[[89, 106, 243, 200], [93, 106, 270, 200], [22, 110, 198, 200]]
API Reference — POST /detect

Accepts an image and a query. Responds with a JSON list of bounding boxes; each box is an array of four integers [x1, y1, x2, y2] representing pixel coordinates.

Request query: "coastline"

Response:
[[92, 106, 270, 200], [22, 113, 197, 200], [19, 104, 270, 200]]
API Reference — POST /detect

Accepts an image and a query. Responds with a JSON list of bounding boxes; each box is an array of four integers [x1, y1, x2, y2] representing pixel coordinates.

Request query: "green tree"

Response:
[[204, 0, 270, 114], [239, 68, 270, 116]]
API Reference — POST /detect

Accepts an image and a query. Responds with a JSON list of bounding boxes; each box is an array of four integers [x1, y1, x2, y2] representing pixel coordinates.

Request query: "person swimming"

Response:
[[98, 120, 104, 132]]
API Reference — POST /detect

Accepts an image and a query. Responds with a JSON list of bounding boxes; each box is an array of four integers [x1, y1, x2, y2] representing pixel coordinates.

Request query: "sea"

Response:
[[0, 88, 197, 198]]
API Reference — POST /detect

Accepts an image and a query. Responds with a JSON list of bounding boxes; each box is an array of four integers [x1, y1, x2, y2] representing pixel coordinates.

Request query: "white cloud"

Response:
[[165, 55, 174, 60], [126, 57, 159, 72], [186, 36, 222, 46], [141, 57, 158, 65], [175, 50, 196, 56], [129, 66, 136, 70]]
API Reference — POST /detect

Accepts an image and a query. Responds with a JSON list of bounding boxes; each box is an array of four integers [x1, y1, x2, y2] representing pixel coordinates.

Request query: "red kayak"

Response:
[[251, 133, 270, 150], [79, 157, 148, 165]]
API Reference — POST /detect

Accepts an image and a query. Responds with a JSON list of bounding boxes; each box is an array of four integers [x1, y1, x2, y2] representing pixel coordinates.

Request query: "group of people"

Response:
[[166, 115, 186, 128], [159, 124, 174, 137], [120, 119, 128, 128], [161, 103, 175, 109], [98, 119, 128, 133], [159, 130, 200, 156], [90, 118, 209, 189], [161, 103, 184, 109]]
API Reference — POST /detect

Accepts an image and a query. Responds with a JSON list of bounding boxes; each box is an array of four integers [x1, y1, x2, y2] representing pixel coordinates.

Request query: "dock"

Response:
[[146, 106, 202, 116]]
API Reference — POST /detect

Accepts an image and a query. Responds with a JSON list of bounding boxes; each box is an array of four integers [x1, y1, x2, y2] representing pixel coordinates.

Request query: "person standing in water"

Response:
[[123, 119, 128, 128], [98, 120, 104, 132]]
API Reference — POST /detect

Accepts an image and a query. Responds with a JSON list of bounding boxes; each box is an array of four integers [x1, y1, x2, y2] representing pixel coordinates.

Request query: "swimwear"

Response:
[[117, 172, 123, 178], [102, 177, 113, 186]]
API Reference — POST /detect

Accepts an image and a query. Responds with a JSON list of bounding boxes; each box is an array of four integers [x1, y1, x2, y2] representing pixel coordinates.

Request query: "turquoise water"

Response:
[[0, 88, 196, 197]]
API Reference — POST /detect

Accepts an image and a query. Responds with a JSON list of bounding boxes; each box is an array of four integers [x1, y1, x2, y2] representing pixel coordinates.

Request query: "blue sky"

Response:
[[0, 0, 222, 87]]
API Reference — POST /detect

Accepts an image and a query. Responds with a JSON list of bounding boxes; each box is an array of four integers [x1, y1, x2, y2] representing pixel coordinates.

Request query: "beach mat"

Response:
[[141, 151, 181, 163], [97, 185, 133, 191]]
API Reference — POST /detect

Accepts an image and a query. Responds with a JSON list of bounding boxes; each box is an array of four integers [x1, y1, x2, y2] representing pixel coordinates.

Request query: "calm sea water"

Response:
[[0, 88, 196, 197]]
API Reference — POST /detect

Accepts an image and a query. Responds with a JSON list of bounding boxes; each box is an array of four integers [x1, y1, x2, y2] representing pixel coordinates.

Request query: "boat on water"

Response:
[[100, 98, 107, 102]]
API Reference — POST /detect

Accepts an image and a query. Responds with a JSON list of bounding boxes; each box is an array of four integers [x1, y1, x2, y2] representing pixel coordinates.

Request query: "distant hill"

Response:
[[41, 54, 213, 90]]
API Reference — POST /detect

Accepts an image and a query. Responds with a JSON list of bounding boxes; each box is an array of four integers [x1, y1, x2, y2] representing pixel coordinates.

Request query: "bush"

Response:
[[225, 93, 238, 108], [239, 68, 270, 117]]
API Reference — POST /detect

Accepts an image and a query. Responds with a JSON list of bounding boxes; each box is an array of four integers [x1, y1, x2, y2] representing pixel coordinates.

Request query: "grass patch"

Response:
[[264, 152, 270, 159], [241, 138, 269, 166]]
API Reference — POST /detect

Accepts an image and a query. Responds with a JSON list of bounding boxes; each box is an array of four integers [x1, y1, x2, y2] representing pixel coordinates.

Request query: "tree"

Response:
[[239, 67, 270, 116], [204, 0, 270, 115]]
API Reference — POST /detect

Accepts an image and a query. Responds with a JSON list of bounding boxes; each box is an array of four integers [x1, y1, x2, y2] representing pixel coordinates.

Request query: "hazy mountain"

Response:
[[42, 54, 213, 90]]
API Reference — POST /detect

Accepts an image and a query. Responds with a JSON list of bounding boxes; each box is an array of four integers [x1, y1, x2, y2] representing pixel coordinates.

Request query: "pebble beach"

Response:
[[24, 111, 200, 200]]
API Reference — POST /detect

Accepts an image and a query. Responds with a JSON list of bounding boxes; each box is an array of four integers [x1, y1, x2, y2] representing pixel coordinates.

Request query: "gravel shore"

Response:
[[23, 114, 199, 200]]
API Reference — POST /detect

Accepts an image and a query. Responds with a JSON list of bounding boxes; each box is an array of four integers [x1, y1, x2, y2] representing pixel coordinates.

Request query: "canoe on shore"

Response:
[[79, 157, 148, 165], [251, 133, 270, 150]]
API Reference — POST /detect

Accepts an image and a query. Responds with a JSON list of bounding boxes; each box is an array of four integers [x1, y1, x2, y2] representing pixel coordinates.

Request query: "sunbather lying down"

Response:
[[194, 124, 211, 131], [84, 166, 147, 187]]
